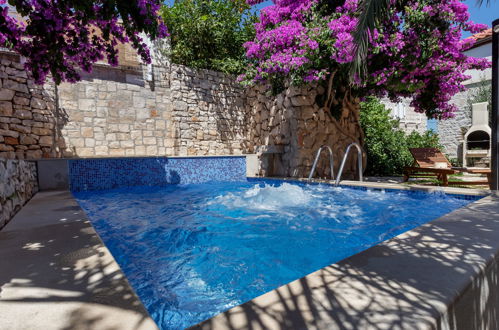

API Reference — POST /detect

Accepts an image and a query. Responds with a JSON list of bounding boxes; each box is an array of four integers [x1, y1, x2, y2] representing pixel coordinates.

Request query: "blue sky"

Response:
[[463, 0, 499, 36], [165, 0, 497, 37], [253, 0, 498, 37]]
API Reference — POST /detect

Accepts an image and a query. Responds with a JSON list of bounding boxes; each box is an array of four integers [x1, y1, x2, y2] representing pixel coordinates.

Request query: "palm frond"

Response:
[[475, 0, 492, 6], [349, 0, 492, 84], [350, 0, 390, 83]]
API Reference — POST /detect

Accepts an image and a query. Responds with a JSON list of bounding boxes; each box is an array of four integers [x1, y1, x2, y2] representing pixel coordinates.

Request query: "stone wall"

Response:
[[167, 66, 248, 156], [0, 52, 249, 159], [0, 158, 38, 229], [0, 51, 363, 179], [382, 98, 427, 134], [0, 52, 63, 159], [57, 63, 248, 158], [246, 84, 364, 179], [437, 89, 472, 160]]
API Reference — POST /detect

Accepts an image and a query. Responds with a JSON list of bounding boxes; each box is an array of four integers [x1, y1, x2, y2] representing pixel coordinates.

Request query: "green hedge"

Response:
[[359, 97, 442, 176]]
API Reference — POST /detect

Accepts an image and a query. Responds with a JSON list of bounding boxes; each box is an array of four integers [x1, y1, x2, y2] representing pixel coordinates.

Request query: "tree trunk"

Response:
[[245, 83, 365, 179]]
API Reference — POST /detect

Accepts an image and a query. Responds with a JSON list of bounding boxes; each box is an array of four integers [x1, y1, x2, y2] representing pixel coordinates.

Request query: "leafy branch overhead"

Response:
[[160, 0, 257, 74], [0, 0, 167, 84], [242, 0, 490, 120]]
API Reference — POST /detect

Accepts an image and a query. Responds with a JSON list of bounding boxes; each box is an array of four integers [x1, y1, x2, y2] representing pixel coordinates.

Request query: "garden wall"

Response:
[[0, 158, 38, 229], [0, 52, 249, 159], [0, 51, 359, 179], [0, 52, 63, 159]]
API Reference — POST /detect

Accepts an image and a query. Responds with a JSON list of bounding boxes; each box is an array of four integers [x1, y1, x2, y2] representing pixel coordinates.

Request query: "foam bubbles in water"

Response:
[[209, 183, 312, 212]]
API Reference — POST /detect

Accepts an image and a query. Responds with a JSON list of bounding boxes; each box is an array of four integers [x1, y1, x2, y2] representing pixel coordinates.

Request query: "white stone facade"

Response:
[[437, 41, 492, 160], [382, 98, 427, 134]]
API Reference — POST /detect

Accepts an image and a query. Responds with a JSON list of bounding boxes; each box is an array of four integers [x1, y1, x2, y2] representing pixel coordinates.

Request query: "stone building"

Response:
[[382, 98, 427, 134], [437, 29, 492, 162]]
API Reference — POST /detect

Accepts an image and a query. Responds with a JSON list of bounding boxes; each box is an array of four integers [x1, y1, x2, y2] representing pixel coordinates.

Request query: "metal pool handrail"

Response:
[[335, 142, 364, 186], [308, 145, 334, 181]]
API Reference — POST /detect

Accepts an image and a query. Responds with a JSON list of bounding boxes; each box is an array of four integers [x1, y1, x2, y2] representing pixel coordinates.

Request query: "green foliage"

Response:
[[360, 97, 442, 176], [161, 0, 256, 74]]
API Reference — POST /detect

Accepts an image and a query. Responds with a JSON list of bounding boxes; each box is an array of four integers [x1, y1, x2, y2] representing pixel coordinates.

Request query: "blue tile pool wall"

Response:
[[69, 156, 246, 191]]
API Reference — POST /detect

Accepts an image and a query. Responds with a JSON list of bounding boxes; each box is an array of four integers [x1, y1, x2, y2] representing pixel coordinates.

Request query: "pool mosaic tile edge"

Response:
[[69, 156, 246, 192]]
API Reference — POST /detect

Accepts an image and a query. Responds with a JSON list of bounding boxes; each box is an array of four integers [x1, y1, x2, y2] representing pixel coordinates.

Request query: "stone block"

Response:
[[38, 136, 53, 146], [130, 130, 142, 139], [10, 124, 31, 134], [120, 140, 134, 148], [0, 129, 19, 138], [77, 148, 94, 157], [78, 99, 95, 111], [109, 148, 125, 156], [3, 79, 29, 93], [0, 89, 15, 101], [143, 137, 156, 145], [85, 138, 96, 147], [14, 110, 32, 120], [135, 145, 146, 155], [0, 143, 14, 151], [31, 127, 51, 136], [4, 137, 19, 145], [81, 127, 94, 138], [0, 101, 13, 116], [13, 96, 30, 106], [174, 101, 188, 111], [30, 97, 46, 109], [95, 146, 109, 155], [20, 134, 36, 145], [146, 145, 158, 155], [26, 149, 42, 159], [71, 138, 85, 148]]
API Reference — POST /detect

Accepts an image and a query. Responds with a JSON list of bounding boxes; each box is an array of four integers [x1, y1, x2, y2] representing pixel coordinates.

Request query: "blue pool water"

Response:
[[74, 180, 477, 329]]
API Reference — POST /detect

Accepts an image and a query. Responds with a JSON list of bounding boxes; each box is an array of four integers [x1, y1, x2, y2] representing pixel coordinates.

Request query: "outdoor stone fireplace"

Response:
[[462, 102, 491, 167]]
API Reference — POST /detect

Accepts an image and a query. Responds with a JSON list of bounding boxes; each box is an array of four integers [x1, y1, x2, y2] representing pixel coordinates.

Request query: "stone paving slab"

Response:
[[0, 191, 158, 330]]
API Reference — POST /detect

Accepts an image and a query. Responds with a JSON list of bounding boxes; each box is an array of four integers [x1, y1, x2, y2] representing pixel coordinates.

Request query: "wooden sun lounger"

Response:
[[403, 148, 491, 187]]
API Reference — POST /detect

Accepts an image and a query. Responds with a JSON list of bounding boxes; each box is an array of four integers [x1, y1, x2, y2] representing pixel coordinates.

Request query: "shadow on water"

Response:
[[192, 195, 499, 330]]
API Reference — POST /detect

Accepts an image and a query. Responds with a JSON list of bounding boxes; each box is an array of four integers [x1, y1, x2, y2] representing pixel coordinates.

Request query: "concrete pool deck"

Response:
[[0, 191, 158, 330], [0, 181, 497, 330]]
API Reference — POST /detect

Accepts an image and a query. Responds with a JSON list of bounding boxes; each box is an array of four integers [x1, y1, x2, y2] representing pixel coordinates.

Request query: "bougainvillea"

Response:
[[0, 0, 167, 84], [242, 0, 490, 119]]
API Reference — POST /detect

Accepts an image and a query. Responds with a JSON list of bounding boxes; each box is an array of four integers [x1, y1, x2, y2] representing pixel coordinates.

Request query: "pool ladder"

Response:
[[335, 142, 363, 186], [308, 145, 335, 181], [308, 142, 364, 186]]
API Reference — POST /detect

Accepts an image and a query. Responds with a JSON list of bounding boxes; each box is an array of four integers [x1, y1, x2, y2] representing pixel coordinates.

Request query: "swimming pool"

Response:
[[74, 179, 478, 329]]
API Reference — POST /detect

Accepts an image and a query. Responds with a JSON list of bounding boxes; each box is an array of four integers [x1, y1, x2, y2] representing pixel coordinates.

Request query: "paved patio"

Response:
[[0, 191, 157, 330]]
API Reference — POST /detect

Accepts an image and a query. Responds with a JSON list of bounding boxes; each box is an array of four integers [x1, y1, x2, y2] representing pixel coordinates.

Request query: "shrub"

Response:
[[360, 97, 442, 176], [161, 0, 256, 74]]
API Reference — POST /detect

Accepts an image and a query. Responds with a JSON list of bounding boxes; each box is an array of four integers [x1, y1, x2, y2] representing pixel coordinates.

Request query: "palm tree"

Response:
[[351, 0, 493, 81]]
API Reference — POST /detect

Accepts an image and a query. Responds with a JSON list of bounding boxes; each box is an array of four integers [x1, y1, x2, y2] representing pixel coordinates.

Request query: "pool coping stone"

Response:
[[0, 190, 158, 330]]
